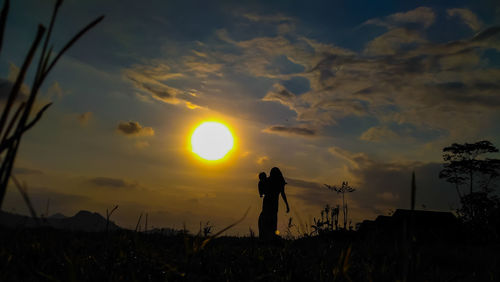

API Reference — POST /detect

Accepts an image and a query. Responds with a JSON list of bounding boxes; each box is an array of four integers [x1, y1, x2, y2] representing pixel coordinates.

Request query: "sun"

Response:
[[191, 121, 234, 161]]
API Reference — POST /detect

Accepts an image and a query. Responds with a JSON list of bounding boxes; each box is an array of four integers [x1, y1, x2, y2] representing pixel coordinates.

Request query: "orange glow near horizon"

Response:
[[191, 121, 234, 161]]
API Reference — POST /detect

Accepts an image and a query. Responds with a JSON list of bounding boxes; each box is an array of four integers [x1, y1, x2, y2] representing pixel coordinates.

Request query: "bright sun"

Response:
[[191, 121, 234, 161]]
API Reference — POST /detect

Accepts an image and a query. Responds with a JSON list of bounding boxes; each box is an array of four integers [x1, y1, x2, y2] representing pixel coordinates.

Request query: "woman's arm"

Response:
[[281, 191, 290, 213]]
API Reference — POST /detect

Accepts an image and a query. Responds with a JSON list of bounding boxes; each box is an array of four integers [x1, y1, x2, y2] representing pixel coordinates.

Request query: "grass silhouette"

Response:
[[0, 222, 499, 281], [0, 0, 103, 209]]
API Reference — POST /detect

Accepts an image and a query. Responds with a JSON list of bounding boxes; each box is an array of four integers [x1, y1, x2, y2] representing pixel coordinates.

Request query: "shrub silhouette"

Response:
[[325, 181, 356, 230], [311, 204, 339, 235]]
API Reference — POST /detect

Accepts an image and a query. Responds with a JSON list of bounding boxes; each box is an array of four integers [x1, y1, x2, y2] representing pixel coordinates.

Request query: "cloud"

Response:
[[212, 14, 497, 139], [7, 63, 20, 82], [228, 35, 352, 79], [360, 126, 407, 142], [388, 7, 436, 28], [192, 50, 208, 58], [262, 83, 296, 108], [298, 23, 500, 139], [263, 125, 316, 137], [242, 13, 294, 23], [447, 8, 482, 31], [363, 28, 426, 56], [0, 79, 23, 103], [185, 101, 202, 109], [411, 25, 500, 56], [78, 112, 93, 126], [0, 63, 30, 102], [88, 177, 138, 189], [117, 121, 155, 137], [1, 63, 65, 107], [124, 62, 202, 109], [183, 60, 223, 78], [129, 63, 183, 81], [123, 7, 500, 143], [365, 7, 436, 29], [129, 76, 181, 103], [46, 82, 64, 100], [328, 146, 370, 168]]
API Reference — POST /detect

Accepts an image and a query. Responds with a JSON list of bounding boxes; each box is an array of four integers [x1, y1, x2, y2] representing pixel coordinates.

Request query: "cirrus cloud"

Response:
[[447, 8, 482, 31], [263, 125, 316, 137]]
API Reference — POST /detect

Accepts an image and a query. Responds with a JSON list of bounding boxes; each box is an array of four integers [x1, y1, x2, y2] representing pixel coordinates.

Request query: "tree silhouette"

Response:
[[325, 181, 356, 230], [440, 141, 500, 228], [439, 140, 500, 198]]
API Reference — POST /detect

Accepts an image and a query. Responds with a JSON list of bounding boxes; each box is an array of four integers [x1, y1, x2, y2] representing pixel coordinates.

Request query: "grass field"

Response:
[[1, 227, 499, 281]]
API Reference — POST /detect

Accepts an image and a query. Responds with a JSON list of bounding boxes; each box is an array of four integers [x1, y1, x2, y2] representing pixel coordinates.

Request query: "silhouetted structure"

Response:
[[358, 209, 458, 242]]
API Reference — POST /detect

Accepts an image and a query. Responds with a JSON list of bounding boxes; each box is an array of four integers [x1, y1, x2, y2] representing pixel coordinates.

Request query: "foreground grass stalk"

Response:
[[0, 0, 104, 209]]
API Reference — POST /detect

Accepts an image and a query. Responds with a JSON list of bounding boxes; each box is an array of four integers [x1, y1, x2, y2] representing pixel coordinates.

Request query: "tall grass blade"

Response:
[[0, 0, 102, 209], [11, 174, 40, 225], [0, 103, 51, 152], [106, 204, 118, 234], [35, 0, 62, 82], [24, 102, 52, 130], [0, 0, 9, 54], [43, 15, 104, 79], [201, 207, 250, 249], [0, 25, 45, 141], [0, 102, 25, 144], [0, 25, 46, 208], [135, 213, 143, 232]]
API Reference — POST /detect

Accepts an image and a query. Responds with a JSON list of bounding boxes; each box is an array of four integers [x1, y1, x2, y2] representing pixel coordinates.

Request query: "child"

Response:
[[258, 172, 268, 198], [258, 172, 268, 239]]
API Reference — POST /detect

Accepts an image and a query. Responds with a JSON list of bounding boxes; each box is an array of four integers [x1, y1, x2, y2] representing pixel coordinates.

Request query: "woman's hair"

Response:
[[269, 167, 286, 186]]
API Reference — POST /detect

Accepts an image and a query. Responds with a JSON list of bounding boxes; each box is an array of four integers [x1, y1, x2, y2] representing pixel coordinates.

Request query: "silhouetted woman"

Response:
[[260, 167, 290, 239]]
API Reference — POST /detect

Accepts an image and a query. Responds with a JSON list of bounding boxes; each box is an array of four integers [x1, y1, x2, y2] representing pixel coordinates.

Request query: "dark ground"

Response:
[[0, 227, 499, 281]]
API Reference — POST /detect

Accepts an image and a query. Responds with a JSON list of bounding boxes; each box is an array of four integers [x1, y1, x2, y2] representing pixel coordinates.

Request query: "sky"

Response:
[[1, 0, 500, 235]]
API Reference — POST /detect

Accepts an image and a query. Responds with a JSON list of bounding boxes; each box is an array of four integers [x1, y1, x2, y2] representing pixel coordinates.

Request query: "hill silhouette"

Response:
[[0, 210, 120, 232]]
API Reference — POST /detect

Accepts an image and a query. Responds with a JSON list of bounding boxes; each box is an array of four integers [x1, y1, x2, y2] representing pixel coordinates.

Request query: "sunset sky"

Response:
[[1, 0, 500, 234]]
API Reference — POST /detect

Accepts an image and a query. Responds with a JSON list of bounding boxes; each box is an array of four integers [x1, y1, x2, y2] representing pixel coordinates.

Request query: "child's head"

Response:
[[259, 172, 267, 181]]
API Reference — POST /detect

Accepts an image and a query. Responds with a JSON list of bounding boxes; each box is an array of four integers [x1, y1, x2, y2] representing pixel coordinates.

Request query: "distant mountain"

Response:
[[0, 210, 120, 232]]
